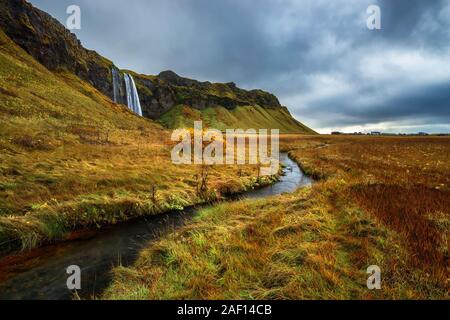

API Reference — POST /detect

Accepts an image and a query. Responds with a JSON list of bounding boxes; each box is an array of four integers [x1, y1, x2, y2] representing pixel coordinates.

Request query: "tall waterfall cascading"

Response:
[[123, 73, 143, 116], [112, 68, 121, 104]]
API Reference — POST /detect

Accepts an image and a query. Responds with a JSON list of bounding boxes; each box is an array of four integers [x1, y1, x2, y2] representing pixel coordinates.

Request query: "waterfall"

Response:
[[123, 73, 143, 117], [112, 68, 121, 104], [111, 68, 143, 116]]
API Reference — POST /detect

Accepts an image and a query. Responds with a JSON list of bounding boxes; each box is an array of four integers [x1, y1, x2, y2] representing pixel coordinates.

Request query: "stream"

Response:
[[0, 153, 312, 300]]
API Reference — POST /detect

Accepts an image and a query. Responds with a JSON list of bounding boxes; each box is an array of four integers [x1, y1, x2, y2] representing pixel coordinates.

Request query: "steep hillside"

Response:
[[0, 0, 115, 97], [131, 70, 316, 133], [159, 104, 316, 134], [0, 29, 270, 255], [0, 0, 316, 133]]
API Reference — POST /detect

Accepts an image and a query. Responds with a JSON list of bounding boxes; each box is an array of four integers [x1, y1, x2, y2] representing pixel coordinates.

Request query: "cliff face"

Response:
[[0, 0, 315, 133], [155, 70, 281, 109], [0, 0, 114, 98], [130, 70, 283, 119]]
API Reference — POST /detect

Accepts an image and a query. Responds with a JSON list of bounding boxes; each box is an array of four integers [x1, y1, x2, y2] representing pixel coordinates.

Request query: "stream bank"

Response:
[[0, 153, 312, 300]]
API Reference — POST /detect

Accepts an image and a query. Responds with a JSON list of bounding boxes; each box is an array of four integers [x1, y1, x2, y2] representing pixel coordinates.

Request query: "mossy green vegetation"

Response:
[[130, 69, 317, 133], [159, 105, 316, 134]]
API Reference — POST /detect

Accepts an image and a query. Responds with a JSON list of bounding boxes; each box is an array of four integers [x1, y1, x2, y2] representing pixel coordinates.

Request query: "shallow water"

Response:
[[243, 153, 312, 199], [0, 153, 311, 300]]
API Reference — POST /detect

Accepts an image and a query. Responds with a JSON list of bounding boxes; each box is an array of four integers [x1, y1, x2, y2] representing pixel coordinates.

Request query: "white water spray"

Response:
[[112, 68, 143, 116], [124, 73, 143, 116]]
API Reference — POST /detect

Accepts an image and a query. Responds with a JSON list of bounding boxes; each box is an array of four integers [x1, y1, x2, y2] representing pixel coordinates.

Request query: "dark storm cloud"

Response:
[[29, 0, 450, 133], [377, 0, 450, 47], [301, 80, 450, 126]]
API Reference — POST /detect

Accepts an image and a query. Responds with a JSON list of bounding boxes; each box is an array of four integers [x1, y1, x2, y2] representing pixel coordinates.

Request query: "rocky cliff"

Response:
[[0, 0, 115, 98], [129, 70, 284, 119]]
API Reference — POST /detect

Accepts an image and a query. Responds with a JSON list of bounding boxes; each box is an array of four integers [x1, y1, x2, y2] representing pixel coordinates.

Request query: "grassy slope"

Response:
[[0, 30, 272, 255], [104, 135, 449, 300], [159, 105, 316, 134]]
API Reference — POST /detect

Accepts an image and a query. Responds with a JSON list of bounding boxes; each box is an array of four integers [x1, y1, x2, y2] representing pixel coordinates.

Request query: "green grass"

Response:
[[159, 105, 316, 134]]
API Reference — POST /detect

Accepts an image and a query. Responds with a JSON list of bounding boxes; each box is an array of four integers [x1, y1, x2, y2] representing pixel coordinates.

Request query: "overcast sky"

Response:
[[29, 0, 450, 133]]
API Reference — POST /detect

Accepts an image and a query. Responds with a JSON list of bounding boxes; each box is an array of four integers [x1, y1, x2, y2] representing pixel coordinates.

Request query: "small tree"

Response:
[[200, 165, 209, 193], [149, 184, 158, 204], [256, 162, 262, 179], [194, 165, 209, 198]]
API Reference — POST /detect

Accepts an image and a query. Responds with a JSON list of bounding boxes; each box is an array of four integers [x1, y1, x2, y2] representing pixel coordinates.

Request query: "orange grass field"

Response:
[[284, 135, 449, 277]]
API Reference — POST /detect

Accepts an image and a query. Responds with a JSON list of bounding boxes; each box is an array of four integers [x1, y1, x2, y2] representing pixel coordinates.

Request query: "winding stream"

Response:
[[0, 153, 311, 300]]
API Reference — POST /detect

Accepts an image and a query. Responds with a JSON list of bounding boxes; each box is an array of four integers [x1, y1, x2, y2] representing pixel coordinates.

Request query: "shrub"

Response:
[[12, 133, 55, 151]]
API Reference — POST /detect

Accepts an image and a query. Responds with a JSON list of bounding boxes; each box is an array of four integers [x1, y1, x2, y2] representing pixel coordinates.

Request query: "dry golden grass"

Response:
[[104, 135, 449, 300], [285, 135, 449, 279], [0, 29, 270, 255], [0, 123, 271, 254]]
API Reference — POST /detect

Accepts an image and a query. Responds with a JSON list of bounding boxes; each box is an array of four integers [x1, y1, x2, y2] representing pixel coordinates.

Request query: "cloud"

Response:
[[29, 0, 450, 133]]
